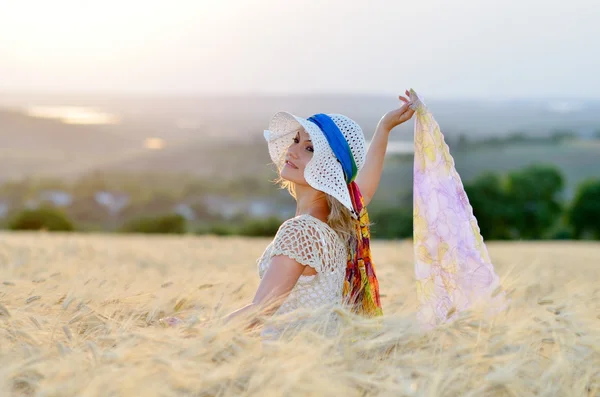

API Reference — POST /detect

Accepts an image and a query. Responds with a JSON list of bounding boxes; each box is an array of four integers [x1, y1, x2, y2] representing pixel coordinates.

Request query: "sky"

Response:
[[0, 0, 598, 99]]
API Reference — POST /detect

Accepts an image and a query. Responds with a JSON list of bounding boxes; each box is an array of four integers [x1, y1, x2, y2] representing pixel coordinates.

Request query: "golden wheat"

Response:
[[0, 231, 599, 396]]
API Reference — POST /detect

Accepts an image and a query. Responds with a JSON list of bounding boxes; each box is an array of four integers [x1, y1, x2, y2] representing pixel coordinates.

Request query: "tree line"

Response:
[[3, 164, 600, 240], [370, 164, 600, 240]]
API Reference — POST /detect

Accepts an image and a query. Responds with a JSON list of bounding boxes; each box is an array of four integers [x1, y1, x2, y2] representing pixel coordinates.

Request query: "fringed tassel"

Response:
[[343, 182, 383, 317]]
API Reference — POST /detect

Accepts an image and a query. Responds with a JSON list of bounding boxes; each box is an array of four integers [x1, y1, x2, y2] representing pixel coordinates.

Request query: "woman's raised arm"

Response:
[[355, 90, 415, 207]]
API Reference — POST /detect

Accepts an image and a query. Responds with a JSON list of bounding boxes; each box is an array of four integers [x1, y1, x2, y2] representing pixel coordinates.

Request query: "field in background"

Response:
[[1, 233, 599, 396]]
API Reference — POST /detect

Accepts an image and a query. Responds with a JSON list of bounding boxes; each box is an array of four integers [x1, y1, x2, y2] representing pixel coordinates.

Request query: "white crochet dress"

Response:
[[256, 214, 348, 338]]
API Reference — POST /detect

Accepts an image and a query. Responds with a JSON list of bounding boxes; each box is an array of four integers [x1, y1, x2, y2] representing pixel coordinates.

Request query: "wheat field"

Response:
[[0, 231, 599, 396]]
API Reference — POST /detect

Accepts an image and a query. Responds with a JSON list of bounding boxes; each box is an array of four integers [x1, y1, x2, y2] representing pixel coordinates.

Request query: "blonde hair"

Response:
[[272, 173, 358, 247]]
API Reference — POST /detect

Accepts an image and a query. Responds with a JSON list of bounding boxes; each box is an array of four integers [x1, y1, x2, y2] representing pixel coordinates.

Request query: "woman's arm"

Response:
[[160, 255, 306, 329], [355, 124, 392, 207], [355, 91, 415, 207], [223, 254, 306, 328]]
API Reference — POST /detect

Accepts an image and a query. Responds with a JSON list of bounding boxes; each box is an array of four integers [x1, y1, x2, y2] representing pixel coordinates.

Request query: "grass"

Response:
[[0, 232, 599, 396]]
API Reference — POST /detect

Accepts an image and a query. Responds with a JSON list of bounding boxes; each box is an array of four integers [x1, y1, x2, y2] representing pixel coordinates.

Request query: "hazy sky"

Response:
[[0, 0, 598, 99]]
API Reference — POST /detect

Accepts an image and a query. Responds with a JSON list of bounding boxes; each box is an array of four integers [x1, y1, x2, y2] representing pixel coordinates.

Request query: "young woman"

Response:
[[161, 89, 506, 335], [219, 90, 416, 337]]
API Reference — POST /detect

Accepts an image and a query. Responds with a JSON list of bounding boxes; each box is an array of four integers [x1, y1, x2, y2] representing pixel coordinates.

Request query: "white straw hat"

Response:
[[263, 111, 367, 218]]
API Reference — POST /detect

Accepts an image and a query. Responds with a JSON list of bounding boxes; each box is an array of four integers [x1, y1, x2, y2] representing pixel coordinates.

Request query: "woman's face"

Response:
[[280, 127, 314, 185]]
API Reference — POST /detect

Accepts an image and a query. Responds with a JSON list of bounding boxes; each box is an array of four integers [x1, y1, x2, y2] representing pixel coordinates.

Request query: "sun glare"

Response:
[[24, 106, 119, 125], [144, 137, 166, 150]]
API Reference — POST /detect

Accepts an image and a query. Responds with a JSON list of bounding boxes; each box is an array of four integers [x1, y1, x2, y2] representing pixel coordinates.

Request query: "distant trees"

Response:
[[461, 165, 600, 241], [119, 193, 180, 221], [369, 164, 572, 241], [503, 165, 565, 239], [369, 207, 413, 239], [196, 215, 284, 237], [0, 166, 599, 240], [8, 207, 74, 231], [238, 216, 283, 237], [464, 165, 566, 240], [118, 212, 285, 237], [121, 213, 187, 234], [568, 179, 600, 239], [464, 172, 512, 240]]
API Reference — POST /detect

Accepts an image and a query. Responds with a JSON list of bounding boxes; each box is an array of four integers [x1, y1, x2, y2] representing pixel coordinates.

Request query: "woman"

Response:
[[160, 90, 415, 334], [219, 90, 416, 336], [161, 89, 506, 334]]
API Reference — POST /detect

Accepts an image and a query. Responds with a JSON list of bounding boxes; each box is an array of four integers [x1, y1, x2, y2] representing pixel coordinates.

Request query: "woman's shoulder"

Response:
[[263, 214, 344, 275], [275, 214, 324, 238], [279, 214, 333, 233], [277, 214, 344, 248]]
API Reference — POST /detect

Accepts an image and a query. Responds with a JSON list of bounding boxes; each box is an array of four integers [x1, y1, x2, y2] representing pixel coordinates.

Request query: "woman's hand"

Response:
[[377, 90, 415, 133]]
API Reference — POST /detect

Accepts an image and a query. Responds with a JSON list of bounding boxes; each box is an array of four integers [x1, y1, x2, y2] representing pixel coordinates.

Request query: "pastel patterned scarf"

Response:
[[410, 89, 506, 328]]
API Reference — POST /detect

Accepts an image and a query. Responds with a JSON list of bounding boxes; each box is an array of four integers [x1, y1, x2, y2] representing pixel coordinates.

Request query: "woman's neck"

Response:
[[294, 185, 329, 221]]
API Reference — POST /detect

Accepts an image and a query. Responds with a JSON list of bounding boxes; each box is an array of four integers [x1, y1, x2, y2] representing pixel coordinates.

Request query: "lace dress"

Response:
[[256, 214, 348, 338]]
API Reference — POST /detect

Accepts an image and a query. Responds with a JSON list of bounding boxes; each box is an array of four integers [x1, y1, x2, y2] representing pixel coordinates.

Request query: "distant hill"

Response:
[[0, 108, 136, 151], [97, 139, 274, 180], [1, 92, 599, 181], [0, 109, 144, 180], [2, 92, 600, 139]]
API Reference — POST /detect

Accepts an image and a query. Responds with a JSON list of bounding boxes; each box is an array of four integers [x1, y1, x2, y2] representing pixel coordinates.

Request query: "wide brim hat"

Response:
[[263, 111, 366, 219]]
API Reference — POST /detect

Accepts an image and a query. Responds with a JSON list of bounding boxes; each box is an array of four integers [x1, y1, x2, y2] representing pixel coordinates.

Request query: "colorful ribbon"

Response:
[[307, 113, 382, 317]]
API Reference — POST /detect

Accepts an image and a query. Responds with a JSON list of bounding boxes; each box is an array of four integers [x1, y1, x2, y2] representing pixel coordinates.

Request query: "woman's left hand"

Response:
[[378, 90, 415, 132]]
